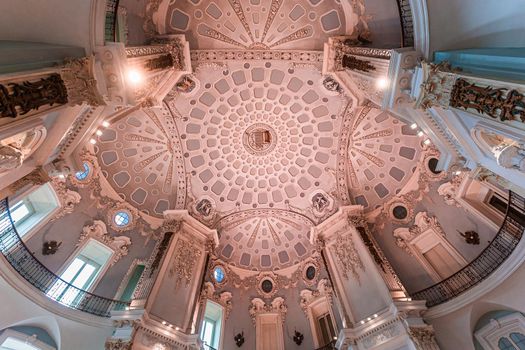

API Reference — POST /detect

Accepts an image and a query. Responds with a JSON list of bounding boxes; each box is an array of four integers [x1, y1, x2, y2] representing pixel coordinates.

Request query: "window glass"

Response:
[[75, 162, 90, 181], [9, 201, 33, 224], [499, 337, 517, 350], [114, 211, 130, 227], [213, 266, 225, 283], [201, 319, 215, 346], [510, 333, 525, 350]]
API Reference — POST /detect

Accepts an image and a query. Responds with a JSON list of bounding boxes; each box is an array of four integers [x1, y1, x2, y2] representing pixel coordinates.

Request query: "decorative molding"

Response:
[[78, 220, 131, 265], [408, 326, 440, 350], [105, 339, 132, 350], [332, 228, 364, 282], [299, 278, 333, 318], [168, 237, 202, 289], [50, 178, 81, 220], [200, 282, 233, 320], [437, 172, 467, 207], [393, 211, 445, 255], [7, 167, 50, 194], [59, 57, 105, 107], [190, 50, 324, 64], [249, 297, 287, 326]]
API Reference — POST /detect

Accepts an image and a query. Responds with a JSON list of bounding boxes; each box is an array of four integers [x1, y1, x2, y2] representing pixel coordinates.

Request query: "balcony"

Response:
[[0, 197, 129, 317], [411, 191, 525, 307]]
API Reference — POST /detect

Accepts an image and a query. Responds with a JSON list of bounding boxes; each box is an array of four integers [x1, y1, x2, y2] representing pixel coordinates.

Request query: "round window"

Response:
[[261, 279, 273, 294], [114, 211, 130, 227], [305, 266, 316, 280], [428, 157, 442, 175], [213, 266, 225, 283], [393, 205, 408, 220], [75, 162, 90, 180]]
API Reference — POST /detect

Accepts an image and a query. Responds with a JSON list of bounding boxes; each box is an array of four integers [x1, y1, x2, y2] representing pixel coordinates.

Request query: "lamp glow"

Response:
[[127, 69, 143, 85], [376, 77, 389, 90], [89, 138, 97, 145], [95, 129, 103, 136], [424, 139, 432, 145], [410, 123, 418, 130], [417, 131, 424, 137], [102, 121, 110, 128]]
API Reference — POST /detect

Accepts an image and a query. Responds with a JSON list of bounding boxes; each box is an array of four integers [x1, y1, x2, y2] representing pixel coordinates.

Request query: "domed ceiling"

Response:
[[166, 0, 348, 50], [92, 0, 423, 272]]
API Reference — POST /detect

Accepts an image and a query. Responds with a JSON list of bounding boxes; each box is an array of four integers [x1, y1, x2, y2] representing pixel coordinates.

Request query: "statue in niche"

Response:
[[196, 198, 213, 217], [312, 193, 329, 213]]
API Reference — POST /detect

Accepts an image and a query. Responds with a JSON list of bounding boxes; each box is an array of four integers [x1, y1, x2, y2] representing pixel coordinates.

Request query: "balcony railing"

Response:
[[395, 0, 414, 47], [104, 0, 120, 42], [0, 198, 129, 317], [411, 191, 525, 307]]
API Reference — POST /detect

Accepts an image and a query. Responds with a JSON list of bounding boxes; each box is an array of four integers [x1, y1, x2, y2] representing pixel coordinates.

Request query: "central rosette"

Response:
[[242, 123, 277, 156]]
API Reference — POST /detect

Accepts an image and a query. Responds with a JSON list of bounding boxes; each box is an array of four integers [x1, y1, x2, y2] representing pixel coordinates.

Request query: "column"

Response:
[[130, 210, 218, 350], [323, 37, 392, 106], [313, 206, 438, 349]]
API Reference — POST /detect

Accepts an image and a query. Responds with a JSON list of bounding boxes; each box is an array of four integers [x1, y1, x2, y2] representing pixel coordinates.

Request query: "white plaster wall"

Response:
[[427, 0, 525, 54], [0, 0, 105, 53], [0, 277, 113, 350], [429, 260, 525, 350]]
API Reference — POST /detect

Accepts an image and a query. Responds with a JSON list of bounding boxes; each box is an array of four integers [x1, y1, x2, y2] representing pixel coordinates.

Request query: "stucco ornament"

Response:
[[0, 145, 23, 172], [60, 57, 105, 107], [249, 297, 287, 326], [393, 211, 445, 255], [408, 326, 440, 350], [299, 278, 333, 317], [78, 220, 131, 265], [0, 126, 47, 174], [493, 142, 525, 172], [437, 173, 466, 207], [105, 339, 132, 350], [200, 282, 233, 320], [168, 237, 202, 289], [50, 178, 81, 220], [333, 228, 364, 282]]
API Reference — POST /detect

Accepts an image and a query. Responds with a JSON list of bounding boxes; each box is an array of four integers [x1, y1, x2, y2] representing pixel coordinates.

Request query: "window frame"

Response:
[[475, 312, 525, 350], [0, 328, 56, 350]]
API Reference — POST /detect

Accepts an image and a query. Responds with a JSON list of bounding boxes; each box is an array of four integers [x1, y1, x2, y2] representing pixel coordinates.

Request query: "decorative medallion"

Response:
[[242, 123, 277, 156]]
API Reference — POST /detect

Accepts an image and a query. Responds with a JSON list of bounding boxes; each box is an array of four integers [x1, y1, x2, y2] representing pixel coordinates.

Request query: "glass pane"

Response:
[[114, 211, 130, 226], [71, 264, 97, 289], [75, 162, 90, 180], [499, 337, 517, 350], [10, 203, 31, 223], [510, 333, 525, 350], [202, 319, 215, 345], [60, 258, 85, 283]]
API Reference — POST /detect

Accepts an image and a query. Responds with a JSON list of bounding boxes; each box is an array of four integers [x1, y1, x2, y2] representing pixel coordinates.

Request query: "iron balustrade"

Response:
[[0, 198, 129, 317], [411, 191, 525, 307], [104, 0, 120, 42], [395, 0, 414, 48], [315, 340, 337, 350]]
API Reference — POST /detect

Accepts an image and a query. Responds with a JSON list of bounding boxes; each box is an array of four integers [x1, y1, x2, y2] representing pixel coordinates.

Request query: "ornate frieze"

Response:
[[190, 50, 324, 64], [342, 55, 376, 73], [0, 74, 67, 119], [78, 220, 131, 265], [438, 172, 467, 207], [105, 339, 132, 350], [249, 297, 287, 326], [332, 228, 365, 282], [200, 282, 233, 320], [60, 57, 105, 107], [6, 166, 50, 194], [168, 237, 202, 289], [415, 61, 459, 110], [450, 78, 525, 123], [408, 326, 440, 350], [0, 126, 47, 174]]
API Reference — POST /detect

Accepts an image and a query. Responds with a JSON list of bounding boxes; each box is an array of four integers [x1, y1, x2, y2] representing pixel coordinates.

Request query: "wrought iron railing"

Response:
[[0, 198, 129, 317], [395, 0, 414, 47], [315, 340, 337, 350], [412, 191, 525, 307], [104, 0, 120, 42]]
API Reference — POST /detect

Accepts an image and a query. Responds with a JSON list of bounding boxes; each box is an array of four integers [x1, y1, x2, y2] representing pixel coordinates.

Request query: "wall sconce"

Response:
[[293, 330, 304, 345], [458, 230, 480, 245], [234, 332, 244, 347], [42, 241, 62, 255]]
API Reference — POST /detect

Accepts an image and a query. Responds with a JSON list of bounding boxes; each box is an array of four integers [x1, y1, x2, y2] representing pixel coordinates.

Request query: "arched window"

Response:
[[499, 337, 517, 350], [74, 162, 90, 181], [114, 211, 130, 227], [510, 333, 525, 350]]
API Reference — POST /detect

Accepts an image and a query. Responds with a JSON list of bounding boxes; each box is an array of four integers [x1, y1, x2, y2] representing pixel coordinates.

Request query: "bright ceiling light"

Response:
[[95, 129, 103, 136], [127, 69, 143, 85], [102, 121, 110, 128], [417, 131, 424, 137], [376, 77, 389, 90], [410, 123, 418, 129], [424, 139, 432, 145], [89, 138, 97, 145]]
